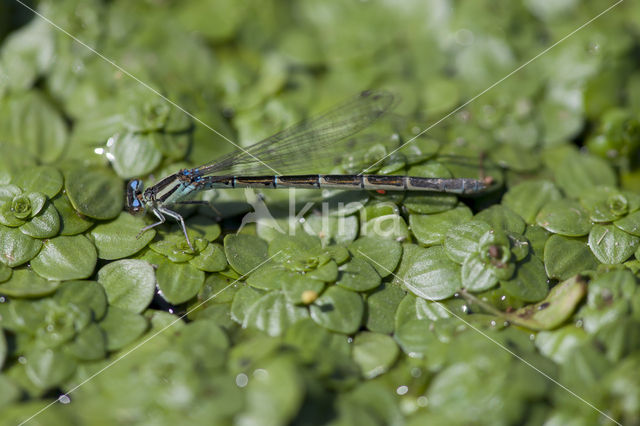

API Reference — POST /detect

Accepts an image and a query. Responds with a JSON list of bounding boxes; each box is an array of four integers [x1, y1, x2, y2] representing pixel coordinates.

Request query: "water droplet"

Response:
[[253, 369, 268, 379], [417, 396, 428, 407], [410, 367, 422, 378], [18, 356, 26, 364], [58, 394, 71, 404], [396, 385, 409, 395], [235, 373, 249, 388]]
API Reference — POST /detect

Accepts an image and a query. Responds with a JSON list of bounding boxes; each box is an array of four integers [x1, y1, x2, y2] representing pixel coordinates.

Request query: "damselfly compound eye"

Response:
[[126, 179, 145, 215]]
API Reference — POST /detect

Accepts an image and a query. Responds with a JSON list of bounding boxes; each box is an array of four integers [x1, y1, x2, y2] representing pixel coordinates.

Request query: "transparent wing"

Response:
[[198, 90, 397, 176]]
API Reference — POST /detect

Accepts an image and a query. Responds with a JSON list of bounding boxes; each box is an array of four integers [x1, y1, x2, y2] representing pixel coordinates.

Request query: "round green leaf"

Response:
[[394, 318, 442, 358], [51, 193, 93, 235], [281, 275, 325, 305], [336, 258, 381, 292], [0, 268, 59, 298], [553, 154, 616, 198], [361, 214, 409, 241], [444, 220, 491, 264], [55, 280, 107, 321], [230, 286, 263, 324], [7, 92, 68, 163], [189, 243, 227, 272], [30, 235, 97, 280], [502, 180, 562, 223], [90, 212, 156, 259], [500, 255, 548, 302], [110, 132, 163, 179], [580, 187, 631, 223], [352, 331, 399, 379], [64, 166, 123, 220], [156, 261, 204, 304], [67, 324, 106, 361], [349, 236, 402, 277], [25, 348, 76, 390], [615, 210, 640, 236], [461, 252, 498, 292], [13, 166, 63, 198], [365, 283, 406, 334], [409, 205, 473, 247], [475, 204, 526, 234], [19, 201, 60, 238], [99, 306, 148, 351], [310, 286, 364, 334], [0, 225, 42, 267], [544, 235, 599, 280], [396, 245, 462, 300], [536, 199, 592, 237], [224, 234, 268, 275], [588, 224, 640, 264], [97, 259, 156, 313], [243, 291, 309, 336], [0, 262, 11, 283]]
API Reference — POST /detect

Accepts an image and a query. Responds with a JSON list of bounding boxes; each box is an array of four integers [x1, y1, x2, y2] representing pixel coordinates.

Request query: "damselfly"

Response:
[[126, 90, 492, 250]]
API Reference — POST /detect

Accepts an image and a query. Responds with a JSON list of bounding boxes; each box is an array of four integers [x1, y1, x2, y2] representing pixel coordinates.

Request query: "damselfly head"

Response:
[[126, 179, 146, 215]]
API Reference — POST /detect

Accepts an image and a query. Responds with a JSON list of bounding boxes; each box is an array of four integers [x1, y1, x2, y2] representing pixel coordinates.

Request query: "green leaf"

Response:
[[349, 236, 402, 277], [310, 286, 364, 334], [25, 348, 76, 390], [0, 225, 42, 267], [365, 283, 406, 334], [189, 243, 227, 272], [13, 166, 63, 198], [553, 154, 616, 198], [580, 187, 633, 223], [475, 204, 526, 234], [55, 280, 107, 321], [505, 275, 587, 330], [19, 201, 60, 238], [394, 318, 442, 358], [536, 325, 590, 364], [395, 245, 462, 300], [615, 210, 640, 236], [243, 356, 304, 426], [64, 166, 123, 220], [224, 234, 269, 275], [51, 193, 93, 235], [544, 235, 599, 280], [588, 224, 640, 264], [461, 252, 498, 292], [352, 332, 399, 379], [502, 180, 562, 223], [536, 199, 592, 237], [444, 220, 491, 263], [67, 324, 106, 361], [97, 260, 156, 313], [30, 235, 97, 280], [99, 306, 148, 351], [281, 275, 325, 305], [0, 268, 59, 298], [500, 255, 548, 302], [361, 214, 409, 241], [230, 286, 264, 325], [336, 257, 381, 292], [5, 92, 67, 163], [110, 132, 164, 179], [243, 291, 309, 336], [0, 262, 11, 283], [409, 205, 473, 247], [90, 212, 156, 259], [156, 261, 204, 305]]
